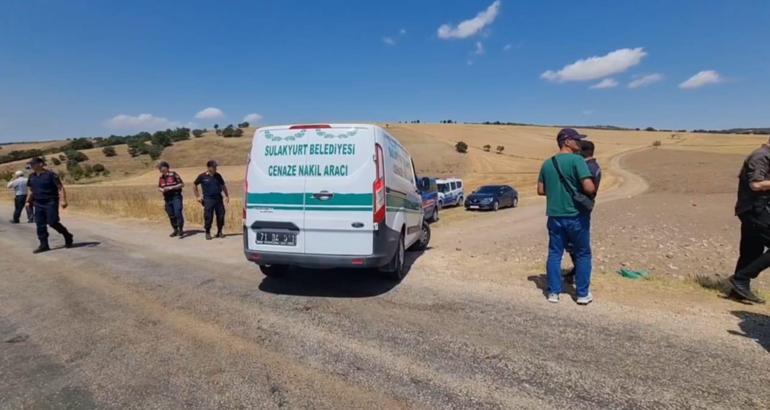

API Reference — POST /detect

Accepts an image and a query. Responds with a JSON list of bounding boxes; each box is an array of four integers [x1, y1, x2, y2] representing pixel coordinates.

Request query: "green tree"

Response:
[[147, 144, 164, 160], [455, 141, 468, 153], [192, 129, 205, 138], [92, 163, 106, 174], [238, 121, 250, 128]]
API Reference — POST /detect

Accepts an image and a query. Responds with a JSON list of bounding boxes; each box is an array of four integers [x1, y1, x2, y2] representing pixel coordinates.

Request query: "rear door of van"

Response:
[[302, 125, 375, 255], [245, 126, 311, 254]]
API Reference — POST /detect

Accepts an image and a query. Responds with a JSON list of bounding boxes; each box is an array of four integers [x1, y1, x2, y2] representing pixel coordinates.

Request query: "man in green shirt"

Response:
[[537, 128, 596, 304]]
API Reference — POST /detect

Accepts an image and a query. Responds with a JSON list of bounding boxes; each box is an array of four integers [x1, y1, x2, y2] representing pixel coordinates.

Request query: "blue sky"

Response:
[[1, 0, 769, 142]]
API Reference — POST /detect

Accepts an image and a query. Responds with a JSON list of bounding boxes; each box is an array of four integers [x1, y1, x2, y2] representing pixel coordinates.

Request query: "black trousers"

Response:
[[734, 214, 770, 282], [34, 199, 70, 246], [164, 196, 184, 231], [203, 198, 225, 233], [13, 195, 33, 223]]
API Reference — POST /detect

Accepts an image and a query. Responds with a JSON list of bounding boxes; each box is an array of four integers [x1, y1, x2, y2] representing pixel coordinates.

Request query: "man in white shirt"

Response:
[[7, 170, 33, 223]]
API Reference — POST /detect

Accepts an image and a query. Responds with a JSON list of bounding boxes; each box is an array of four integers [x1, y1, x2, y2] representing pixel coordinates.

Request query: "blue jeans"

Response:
[[547, 214, 592, 297]]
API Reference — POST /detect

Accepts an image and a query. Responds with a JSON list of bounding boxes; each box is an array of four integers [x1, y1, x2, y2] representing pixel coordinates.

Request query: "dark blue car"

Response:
[[464, 185, 518, 211], [418, 177, 440, 223]]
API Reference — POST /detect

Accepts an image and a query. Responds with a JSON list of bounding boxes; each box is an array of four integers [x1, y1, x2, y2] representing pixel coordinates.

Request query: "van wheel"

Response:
[[409, 222, 431, 252], [457, 196, 463, 206], [381, 233, 406, 281], [259, 264, 289, 277], [429, 207, 439, 223]]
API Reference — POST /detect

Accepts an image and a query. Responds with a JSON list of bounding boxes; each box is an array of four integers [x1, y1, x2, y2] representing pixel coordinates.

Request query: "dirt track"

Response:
[[2, 149, 770, 408]]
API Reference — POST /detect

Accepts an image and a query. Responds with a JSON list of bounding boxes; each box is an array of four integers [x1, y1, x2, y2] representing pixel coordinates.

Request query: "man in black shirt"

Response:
[[193, 160, 229, 240], [730, 140, 770, 303], [25, 157, 74, 253], [157, 161, 185, 238]]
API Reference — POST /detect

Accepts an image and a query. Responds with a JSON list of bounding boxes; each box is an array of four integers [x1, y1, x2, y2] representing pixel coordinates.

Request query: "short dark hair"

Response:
[[28, 157, 46, 165], [157, 161, 170, 169], [580, 140, 595, 158], [206, 160, 218, 168]]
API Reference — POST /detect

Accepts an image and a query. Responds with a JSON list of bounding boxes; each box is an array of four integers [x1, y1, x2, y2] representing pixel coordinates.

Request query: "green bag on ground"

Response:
[[618, 268, 649, 280]]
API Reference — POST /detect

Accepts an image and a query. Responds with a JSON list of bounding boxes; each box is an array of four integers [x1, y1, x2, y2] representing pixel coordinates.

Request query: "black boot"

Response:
[[205, 231, 212, 240], [216, 230, 224, 239], [177, 228, 185, 239], [64, 233, 74, 248], [169, 229, 179, 237], [33, 244, 51, 254], [729, 275, 766, 304]]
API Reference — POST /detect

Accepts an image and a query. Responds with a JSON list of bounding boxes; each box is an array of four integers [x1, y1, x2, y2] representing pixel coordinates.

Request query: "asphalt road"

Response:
[[1, 154, 769, 409]]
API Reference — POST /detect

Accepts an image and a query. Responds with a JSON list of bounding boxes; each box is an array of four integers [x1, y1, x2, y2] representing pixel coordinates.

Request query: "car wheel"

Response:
[[493, 201, 499, 211], [430, 206, 439, 223], [512, 197, 519, 208], [457, 196, 463, 206], [259, 264, 289, 277], [381, 233, 406, 281], [409, 222, 431, 252]]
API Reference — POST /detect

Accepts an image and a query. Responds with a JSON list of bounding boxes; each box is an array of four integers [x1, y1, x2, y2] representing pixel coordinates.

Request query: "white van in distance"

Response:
[[243, 124, 430, 280], [436, 177, 464, 208]]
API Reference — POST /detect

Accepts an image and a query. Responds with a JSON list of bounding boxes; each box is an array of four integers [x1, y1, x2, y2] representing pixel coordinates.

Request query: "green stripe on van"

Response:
[[246, 192, 373, 207]]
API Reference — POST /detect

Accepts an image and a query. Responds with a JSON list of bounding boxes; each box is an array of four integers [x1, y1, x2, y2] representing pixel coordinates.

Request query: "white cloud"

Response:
[[474, 41, 485, 55], [467, 60, 474, 66], [503, 43, 512, 51], [399, 28, 407, 35], [104, 113, 180, 131], [438, 0, 501, 40], [628, 73, 664, 89], [541, 47, 647, 83], [242, 113, 263, 124], [194, 107, 225, 120], [382, 36, 396, 46], [582, 109, 594, 116], [679, 70, 723, 90], [590, 78, 618, 89]]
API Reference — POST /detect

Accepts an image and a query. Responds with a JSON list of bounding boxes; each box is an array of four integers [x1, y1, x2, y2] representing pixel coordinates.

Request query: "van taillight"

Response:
[[373, 144, 386, 225], [243, 157, 250, 221], [289, 124, 331, 129]]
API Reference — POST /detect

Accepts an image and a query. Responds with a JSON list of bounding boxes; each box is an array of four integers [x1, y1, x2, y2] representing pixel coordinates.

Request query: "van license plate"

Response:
[[256, 231, 297, 246]]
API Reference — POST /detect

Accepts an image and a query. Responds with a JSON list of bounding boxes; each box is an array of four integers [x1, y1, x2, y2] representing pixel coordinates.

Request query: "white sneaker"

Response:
[[547, 293, 559, 303], [576, 293, 593, 305]]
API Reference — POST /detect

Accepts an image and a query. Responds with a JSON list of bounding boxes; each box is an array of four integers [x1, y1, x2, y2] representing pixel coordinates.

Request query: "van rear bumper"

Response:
[[242, 225, 399, 269]]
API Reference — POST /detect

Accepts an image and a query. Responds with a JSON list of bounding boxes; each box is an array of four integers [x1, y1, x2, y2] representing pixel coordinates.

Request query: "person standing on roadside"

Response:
[[25, 157, 74, 253], [565, 140, 602, 282], [193, 160, 229, 240], [7, 170, 33, 223], [537, 129, 596, 304], [157, 161, 185, 238], [729, 138, 770, 303]]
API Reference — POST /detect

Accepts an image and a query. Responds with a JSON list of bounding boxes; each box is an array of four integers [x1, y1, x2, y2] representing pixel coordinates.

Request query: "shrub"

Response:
[[496, 145, 505, 154], [68, 163, 84, 180], [482, 144, 491, 152], [67, 138, 94, 150], [0, 170, 13, 181], [222, 126, 235, 138], [238, 121, 250, 128], [147, 144, 164, 160], [234, 128, 244, 137], [652, 140, 662, 148], [192, 129, 205, 138], [455, 141, 468, 153], [65, 150, 89, 163], [59, 154, 66, 161], [83, 164, 94, 178], [51, 157, 62, 166], [102, 146, 117, 157], [645, 127, 657, 132], [92, 163, 106, 174]]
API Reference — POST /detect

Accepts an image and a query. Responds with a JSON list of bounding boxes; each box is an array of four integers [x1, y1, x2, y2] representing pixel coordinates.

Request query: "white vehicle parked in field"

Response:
[[436, 178, 464, 208], [243, 124, 430, 280]]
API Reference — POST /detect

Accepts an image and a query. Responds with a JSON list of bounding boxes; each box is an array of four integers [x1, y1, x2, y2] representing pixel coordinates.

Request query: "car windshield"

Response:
[[438, 183, 450, 193], [476, 186, 500, 194]]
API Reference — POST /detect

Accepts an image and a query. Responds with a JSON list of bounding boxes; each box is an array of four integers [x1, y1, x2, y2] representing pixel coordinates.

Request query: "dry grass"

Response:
[[66, 185, 245, 233]]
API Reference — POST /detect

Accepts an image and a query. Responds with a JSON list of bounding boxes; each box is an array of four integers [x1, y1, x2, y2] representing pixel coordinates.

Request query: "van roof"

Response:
[[436, 177, 463, 183], [256, 123, 379, 132]]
